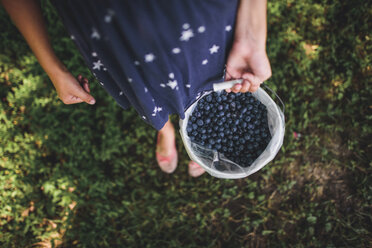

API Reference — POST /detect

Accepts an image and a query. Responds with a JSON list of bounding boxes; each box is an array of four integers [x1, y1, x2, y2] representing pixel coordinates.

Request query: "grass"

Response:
[[0, 0, 371, 247]]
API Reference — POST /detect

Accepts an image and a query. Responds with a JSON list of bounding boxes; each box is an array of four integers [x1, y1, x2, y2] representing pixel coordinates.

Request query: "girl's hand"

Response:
[[49, 70, 96, 105], [225, 41, 272, 93]]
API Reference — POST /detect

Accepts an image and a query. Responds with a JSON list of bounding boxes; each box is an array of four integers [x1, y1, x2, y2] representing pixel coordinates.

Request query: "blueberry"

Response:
[[216, 96, 222, 103], [248, 124, 254, 129], [201, 128, 206, 134], [187, 126, 193, 133], [218, 105, 223, 111], [218, 132, 225, 138], [201, 134, 207, 140], [209, 139, 215, 145], [215, 144, 222, 150], [192, 123, 198, 130], [213, 125, 219, 131], [197, 119, 204, 126], [206, 95, 212, 102], [195, 112, 201, 118], [244, 134, 251, 141], [218, 111, 224, 117], [204, 105, 210, 111], [228, 94, 235, 100]]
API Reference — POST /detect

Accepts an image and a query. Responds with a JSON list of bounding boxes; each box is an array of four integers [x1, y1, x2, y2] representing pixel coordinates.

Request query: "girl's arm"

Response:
[[225, 0, 272, 93], [1, 0, 96, 105]]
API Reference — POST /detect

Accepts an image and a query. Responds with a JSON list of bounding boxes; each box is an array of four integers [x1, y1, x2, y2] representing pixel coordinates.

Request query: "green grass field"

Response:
[[0, 0, 371, 247]]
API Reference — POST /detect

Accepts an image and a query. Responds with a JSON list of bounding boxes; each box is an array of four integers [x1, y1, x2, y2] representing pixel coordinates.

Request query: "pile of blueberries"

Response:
[[186, 91, 271, 167]]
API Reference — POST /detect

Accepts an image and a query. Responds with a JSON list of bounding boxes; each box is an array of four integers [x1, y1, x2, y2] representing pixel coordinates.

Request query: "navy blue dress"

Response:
[[52, 0, 239, 130]]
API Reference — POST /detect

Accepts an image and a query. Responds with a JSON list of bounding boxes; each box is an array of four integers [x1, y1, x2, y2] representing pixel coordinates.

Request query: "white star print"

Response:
[[93, 60, 104, 70], [186, 84, 191, 88], [209, 44, 220, 54], [91, 52, 97, 57], [119, 91, 123, 96], [145, 53, 155, 62], [134, 61, 140, 66], [182, 23, 190, 29], [198, 26, 206, 33], [172, 48, 181, 54], [142, 116, 146, 120], [103, 67, 107, 71], [70, 35, 75, 40], [144, 87, 148, 93], [160, 84, 166, 88], [202, 59, 208, 65], [180, 29, 194, 41], [152, 106, 163, 116], [225, 25, 232, 32], [167, 80, 178, 90], [104, 9, 115, 23], [91, 28, 100, 39], [169, 73, 175, 79], [127, 77, 133, 83], [99, 81, 104, 86]]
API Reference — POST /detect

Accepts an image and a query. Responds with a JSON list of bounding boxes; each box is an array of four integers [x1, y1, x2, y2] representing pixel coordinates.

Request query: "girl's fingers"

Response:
[[231, 83, 242, 93], [83, 82, 90, 93], [249, 84, 260, 93], [71, 95, 84, 104], [240, 80, 251, 93]]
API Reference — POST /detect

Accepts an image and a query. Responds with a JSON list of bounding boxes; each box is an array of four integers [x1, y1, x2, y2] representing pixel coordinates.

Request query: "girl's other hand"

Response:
[[225, 41, 272, 93], [50, 70, 96, 105]]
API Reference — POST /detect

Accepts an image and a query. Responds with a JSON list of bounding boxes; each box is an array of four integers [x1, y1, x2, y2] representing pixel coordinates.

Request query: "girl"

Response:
[[1, 0, 271, 177]]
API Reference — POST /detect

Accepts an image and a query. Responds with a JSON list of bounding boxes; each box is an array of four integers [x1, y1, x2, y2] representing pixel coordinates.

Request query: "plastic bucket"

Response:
[[179, 80, 285, 179]]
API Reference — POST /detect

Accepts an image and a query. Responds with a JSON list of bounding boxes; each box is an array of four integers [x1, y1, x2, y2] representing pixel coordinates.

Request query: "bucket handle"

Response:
[[213, 80, 285, 113]]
